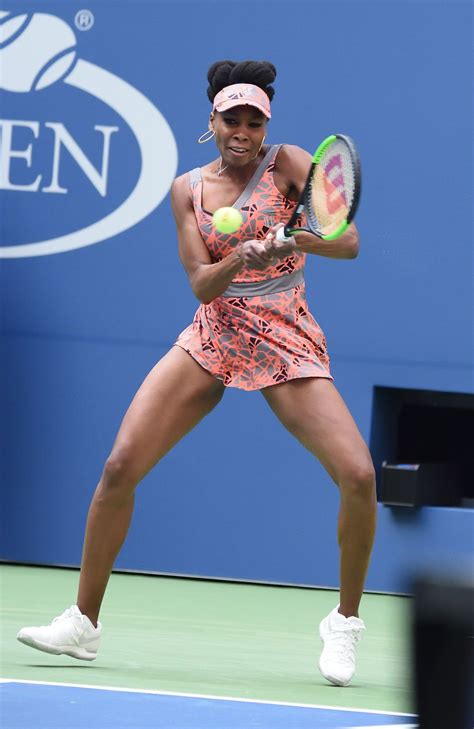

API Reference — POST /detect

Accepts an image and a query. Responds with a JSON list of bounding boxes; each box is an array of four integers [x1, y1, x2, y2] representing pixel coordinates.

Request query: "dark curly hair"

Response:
[[206, 60, 277, 104]]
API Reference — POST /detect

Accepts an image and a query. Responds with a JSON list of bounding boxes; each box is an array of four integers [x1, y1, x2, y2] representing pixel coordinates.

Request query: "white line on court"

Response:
[[0, 677, 417, 718]]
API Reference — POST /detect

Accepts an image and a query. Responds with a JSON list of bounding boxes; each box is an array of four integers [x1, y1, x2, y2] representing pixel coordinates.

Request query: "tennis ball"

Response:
[[212, 207, 243, 234]]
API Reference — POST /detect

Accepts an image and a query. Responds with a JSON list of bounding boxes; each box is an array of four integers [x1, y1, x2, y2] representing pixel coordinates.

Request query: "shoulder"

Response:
[[171, 171, 194, 211], [171, 170, 193, 195], [275, 144, 312, 175], [272, 144, 312, 194]]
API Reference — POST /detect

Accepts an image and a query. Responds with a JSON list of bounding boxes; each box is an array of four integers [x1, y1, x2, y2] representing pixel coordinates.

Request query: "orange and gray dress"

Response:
[[175, 144, 332, 391]]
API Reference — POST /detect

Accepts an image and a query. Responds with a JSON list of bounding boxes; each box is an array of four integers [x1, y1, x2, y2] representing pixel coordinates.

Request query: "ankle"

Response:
[[338, 605, 359, 619], [77, 604, 99, 628]]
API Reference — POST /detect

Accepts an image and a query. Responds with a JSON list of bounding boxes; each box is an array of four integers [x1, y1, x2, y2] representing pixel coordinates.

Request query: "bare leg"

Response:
[[77, 347, 225, 626], [261, 378, 377, 617]]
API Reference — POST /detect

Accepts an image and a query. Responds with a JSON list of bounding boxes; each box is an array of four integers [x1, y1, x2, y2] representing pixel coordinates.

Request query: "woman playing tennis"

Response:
[[18, 60, 377, 688]]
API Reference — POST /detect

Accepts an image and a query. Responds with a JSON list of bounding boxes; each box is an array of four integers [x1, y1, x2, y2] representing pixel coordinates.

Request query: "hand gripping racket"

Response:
[[276, 134, 361, 243]]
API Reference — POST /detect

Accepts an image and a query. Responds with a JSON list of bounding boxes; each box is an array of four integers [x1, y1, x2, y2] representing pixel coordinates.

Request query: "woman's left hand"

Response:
[[263, 223, 297, 259]]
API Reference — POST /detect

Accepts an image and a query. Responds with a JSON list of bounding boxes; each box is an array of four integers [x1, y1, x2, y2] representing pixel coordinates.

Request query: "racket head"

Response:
[[304, 134, 361, 240]]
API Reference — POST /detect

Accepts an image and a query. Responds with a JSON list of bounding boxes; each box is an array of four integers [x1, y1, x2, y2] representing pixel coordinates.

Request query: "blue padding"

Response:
[[1, 0, 473, 595], [1, 683, 417, 729]]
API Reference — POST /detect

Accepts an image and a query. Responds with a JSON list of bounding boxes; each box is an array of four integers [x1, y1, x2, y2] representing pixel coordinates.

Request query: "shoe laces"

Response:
[[327, 624, 364, 660], [51, 606, 84, 626]]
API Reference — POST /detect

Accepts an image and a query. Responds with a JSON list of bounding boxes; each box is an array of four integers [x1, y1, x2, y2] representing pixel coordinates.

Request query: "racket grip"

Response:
[[276, 227, 295, 243]]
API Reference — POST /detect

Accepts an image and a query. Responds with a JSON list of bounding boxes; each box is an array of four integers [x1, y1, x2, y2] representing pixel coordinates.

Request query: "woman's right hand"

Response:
[[238, 240, 275, 270]]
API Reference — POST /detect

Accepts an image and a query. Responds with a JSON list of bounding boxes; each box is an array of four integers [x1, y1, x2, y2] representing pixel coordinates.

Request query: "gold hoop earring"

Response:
[[252, 136, 266, 160], [197, 129, 215, 144]]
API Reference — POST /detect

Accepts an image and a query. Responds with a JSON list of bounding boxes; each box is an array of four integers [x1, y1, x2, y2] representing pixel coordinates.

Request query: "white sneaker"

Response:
[[17, 605, 101, 661], [319, 606, 365, 686]]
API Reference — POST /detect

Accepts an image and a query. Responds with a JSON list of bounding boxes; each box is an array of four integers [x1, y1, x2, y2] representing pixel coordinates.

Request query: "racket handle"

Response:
[[276, 227, 295, 243]]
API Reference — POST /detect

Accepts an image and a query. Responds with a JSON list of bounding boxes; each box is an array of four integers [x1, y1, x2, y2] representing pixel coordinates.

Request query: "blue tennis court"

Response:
[[1, 681, 418, 729]]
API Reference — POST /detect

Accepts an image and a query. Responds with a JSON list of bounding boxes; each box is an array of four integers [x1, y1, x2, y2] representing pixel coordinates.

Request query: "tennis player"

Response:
[[17, 60, 376, 688]]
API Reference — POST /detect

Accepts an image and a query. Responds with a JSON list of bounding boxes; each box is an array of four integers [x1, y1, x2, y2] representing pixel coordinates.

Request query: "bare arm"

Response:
[[271, 145, 359, 260], [294, 224, 359, 259], [171, 175, 275, 304]]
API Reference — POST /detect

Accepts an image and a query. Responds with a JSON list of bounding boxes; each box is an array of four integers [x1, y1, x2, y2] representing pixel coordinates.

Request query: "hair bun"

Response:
[[207, 60, 277, 103]]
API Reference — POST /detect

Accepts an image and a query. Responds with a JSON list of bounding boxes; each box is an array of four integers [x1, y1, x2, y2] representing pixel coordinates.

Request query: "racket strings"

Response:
[[309, 140, 356, 236]]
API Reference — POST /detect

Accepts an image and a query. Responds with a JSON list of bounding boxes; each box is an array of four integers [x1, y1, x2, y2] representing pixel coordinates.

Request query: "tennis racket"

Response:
[[276, 134, 361, 243]]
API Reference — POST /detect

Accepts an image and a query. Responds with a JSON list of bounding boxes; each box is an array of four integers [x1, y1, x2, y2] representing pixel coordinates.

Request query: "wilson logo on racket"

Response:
[[323, 155, 348, 215], [0, 10, 178, 258], [275, 134, 361, 244]]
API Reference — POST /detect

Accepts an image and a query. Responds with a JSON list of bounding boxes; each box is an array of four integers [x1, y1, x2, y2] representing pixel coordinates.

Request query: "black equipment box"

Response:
[[380, 462, 463, 507]]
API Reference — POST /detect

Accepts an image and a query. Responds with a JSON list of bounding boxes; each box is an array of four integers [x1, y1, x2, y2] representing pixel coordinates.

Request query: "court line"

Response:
[[0, 677, 417, 718]]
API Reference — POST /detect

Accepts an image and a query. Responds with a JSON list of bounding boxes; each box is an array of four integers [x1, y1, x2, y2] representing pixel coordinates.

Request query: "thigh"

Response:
[[261, 378, 372, 485], [110, 346, 225, 481]]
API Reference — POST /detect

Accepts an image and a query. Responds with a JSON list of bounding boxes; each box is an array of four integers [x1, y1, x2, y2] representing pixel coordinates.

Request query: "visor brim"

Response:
[[214, 99, 271, 119]]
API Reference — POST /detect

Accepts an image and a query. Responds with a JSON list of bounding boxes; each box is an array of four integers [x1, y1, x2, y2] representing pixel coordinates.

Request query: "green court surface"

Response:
[[0, 565, 414, 715]]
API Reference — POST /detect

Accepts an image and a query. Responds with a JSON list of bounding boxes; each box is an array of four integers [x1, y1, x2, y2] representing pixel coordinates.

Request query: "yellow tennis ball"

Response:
[[212, 207, 243, 234]]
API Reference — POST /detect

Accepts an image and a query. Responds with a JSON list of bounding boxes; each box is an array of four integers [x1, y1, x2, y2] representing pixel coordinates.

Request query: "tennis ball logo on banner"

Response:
[[0, 13, 77, 91], [0, 10, 178, 258]]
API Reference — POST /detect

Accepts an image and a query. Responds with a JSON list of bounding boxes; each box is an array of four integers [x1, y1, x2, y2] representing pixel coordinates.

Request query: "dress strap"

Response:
[[188, 168, 203, 213], [188, 168, 202, 186], [233, 144, 281, 209]]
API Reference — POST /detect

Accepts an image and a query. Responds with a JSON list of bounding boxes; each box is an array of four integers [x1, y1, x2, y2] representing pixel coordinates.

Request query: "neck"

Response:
[[216, 159, 228, 177]]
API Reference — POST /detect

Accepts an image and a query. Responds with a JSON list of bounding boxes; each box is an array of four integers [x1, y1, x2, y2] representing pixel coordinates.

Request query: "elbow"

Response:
[[347, 228, 360, 258], [192, 287, 209, 304], [189, 266, 214, 304], [191, 281, 213, 305], [348, 240, 359, 259], [190, 273, 205, 304]]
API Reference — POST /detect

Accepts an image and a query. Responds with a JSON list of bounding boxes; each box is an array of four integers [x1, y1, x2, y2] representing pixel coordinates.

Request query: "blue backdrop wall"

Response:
[[1, 0, 472, 593]]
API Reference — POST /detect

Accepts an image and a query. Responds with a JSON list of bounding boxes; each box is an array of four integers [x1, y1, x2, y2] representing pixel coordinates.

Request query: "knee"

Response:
[[101, 447, 141, 493], [339, 458, 376, 501]]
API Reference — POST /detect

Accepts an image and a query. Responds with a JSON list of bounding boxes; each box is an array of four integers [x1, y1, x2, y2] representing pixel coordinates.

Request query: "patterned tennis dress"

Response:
[[175, 144, 332, 391]]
